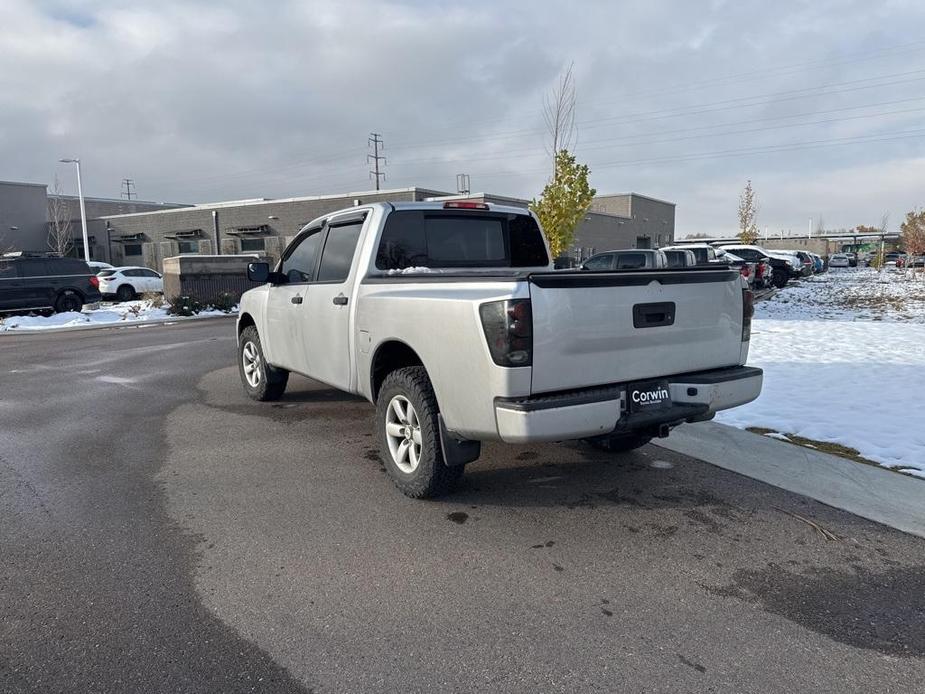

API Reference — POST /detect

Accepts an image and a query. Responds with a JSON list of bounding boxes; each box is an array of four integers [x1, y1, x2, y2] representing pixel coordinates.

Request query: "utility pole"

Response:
[[367, 133, 386, 190], [121, 178, 136, 200]]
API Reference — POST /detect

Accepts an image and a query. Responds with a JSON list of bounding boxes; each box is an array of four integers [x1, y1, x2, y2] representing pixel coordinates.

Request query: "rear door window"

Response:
[[375, 210, 548, 270], [0, 260, 17, 278], [317, 221, 364, 282], [614, 253, 648, 269]]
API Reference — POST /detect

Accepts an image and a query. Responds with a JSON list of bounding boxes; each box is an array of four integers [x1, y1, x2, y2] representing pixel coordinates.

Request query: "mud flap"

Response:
[[438, 414, 481, 467]]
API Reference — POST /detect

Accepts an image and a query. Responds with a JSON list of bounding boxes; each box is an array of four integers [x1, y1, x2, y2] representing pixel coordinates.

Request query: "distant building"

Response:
[[1, 178, 676, 270], [0, 179, 187, 257]]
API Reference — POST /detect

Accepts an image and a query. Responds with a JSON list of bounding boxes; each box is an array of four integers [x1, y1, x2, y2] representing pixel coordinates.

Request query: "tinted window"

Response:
[[375, 211, 548, 270], [583, 254, 613, 270], [728, 248, 760, 261], [124, 244, 142, 256], [686, 248, 708, 263], [140, 269, 160, 278], [99, 269, 118, 277], [282, 228, 323, 283], [17, 259, 47, 277], [614, 252, 647, 269], [318, 222, 363, 282], [664, 251, 687, 268], [177, 241, 198, 254]]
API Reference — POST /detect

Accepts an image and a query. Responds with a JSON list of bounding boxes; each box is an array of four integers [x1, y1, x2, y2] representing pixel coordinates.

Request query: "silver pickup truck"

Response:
[[237, 201, 762, 498]]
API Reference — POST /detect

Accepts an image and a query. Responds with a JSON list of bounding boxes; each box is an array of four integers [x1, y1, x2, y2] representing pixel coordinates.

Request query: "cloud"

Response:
[[1, 0, 925, 233]]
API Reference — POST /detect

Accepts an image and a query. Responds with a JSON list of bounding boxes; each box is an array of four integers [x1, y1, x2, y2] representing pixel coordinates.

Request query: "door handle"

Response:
[[332, 294, 348, 306], [290, 295, 303, 304]]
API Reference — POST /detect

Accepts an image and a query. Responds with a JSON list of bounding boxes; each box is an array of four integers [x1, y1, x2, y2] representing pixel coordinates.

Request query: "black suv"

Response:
[[0, 253, 102, 314]]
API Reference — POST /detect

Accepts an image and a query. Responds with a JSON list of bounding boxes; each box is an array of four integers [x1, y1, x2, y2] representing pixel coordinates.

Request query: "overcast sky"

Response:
[[2, 0, 925, 236]]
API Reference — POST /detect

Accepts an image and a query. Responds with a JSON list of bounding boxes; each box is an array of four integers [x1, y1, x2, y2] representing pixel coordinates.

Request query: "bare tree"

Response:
[[543, 63, 577, 180], [815, 215, 825, 236], [47, 177, 73, 257]]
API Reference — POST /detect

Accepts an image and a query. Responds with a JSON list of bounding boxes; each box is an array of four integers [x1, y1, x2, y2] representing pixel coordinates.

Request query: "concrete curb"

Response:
[[654, 421, 925, 539], [0, 313, 236, 336]]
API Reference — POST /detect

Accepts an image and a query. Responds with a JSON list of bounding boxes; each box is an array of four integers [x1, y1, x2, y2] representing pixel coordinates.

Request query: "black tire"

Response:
[[116, 284, 136, 302], [772, 272, 788, 289], [54, 291, 83, 314], [238, 325, 288, 401], [376, 366, 464, 499], [584, 433, 653, 453]]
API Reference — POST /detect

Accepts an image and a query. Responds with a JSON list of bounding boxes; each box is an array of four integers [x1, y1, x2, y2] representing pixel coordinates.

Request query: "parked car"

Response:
[[776, 250, 815, 276], [765, 251, 802, 285], [237, 201, 762, 498], [717, 244, 778, 288], [581, 249, 668, 271], [662, 249, 697, 268], [97, 266, 164, 301], [0, 252, 102, 314], [829, 253, 850, 268], [660, 244, 723, 265], [845, 252, 859, 267], [810, 253, 824, 273]]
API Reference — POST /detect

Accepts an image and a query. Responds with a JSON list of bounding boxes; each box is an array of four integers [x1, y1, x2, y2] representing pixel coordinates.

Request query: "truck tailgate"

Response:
[[528, 269, 744, 393]]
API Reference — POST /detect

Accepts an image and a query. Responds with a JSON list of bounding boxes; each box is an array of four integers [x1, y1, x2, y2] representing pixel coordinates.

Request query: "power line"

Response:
[[390, 100, 925, 168], [367, 133, 386, 190], [120, 178, 136, 200]]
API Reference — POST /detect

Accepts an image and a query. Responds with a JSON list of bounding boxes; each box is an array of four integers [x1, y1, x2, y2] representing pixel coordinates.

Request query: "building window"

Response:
[[177, 240, 198, 254], [240, 237, 265, 252], [124, 243, 142, 256]]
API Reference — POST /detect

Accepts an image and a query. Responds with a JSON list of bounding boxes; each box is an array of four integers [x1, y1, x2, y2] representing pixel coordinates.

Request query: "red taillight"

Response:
[[443, 201, 490, 210], [739, 264, 751, 278], [479, 299, 533, 367], [89, 276, 100, 288], [742, 289, 754, 342]]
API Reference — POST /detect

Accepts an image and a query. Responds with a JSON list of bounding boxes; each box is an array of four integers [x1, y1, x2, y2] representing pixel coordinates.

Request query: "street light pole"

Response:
[[59, 158, 90, 262]]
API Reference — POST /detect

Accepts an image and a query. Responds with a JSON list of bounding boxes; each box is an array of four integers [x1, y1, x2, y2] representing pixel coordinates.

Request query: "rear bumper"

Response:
[[494, 366, 763, 444]]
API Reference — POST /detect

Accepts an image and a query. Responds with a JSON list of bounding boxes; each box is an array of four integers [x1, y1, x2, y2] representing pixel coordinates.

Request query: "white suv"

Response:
[[97, 266, 164, 302]]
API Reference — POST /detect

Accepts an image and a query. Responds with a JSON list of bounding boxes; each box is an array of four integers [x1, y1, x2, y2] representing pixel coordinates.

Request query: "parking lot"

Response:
[[2, 319, 924, 693]]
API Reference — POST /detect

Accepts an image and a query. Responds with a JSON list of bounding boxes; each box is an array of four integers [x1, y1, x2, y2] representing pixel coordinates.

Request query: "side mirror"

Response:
[[247, 262, 269, 283]]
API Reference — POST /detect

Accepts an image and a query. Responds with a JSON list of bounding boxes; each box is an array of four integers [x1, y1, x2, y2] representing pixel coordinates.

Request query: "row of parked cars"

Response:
[[0, 252, 164, 315], [579, 243, 824, 290]]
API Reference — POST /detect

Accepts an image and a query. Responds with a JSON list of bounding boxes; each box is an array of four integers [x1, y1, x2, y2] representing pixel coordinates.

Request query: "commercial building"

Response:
[[0, 179, 187, 257], [2, 178, 676, 270]]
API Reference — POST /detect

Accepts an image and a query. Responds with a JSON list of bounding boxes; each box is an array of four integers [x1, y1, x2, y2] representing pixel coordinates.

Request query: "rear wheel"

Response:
[[584, 433, 652, 453], [376, 366, 464, 498], [116, 284, 135, 302], [54, 291, 83, 314], [238, 326, 288, 401]]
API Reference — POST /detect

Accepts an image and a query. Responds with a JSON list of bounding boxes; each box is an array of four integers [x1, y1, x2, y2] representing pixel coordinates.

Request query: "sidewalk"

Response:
[[655, 421, 925, 539]]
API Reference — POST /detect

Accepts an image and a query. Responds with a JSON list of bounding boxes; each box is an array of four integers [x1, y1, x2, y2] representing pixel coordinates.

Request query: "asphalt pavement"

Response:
[[1, 319, 923, 693]]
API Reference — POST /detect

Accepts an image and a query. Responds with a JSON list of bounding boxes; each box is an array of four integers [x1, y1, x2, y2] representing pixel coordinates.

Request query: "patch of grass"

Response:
[[745, 426, 881, 468]]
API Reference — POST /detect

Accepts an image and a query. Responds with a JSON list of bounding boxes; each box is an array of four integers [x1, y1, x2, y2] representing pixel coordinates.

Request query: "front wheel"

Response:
[[238, 326, 288, 401], [584, 432, 653, 453], [376, 366, 464, 498]]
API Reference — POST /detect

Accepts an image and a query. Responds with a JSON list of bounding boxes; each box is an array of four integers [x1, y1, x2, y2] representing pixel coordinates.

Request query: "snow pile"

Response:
[[717, 268, 925, 479], [0, 300, 234, 332]]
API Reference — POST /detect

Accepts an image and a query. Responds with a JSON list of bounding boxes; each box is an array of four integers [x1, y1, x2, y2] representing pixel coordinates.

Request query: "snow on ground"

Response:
[[717, 267, 925, 479], [0, 300, 234, 332]]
